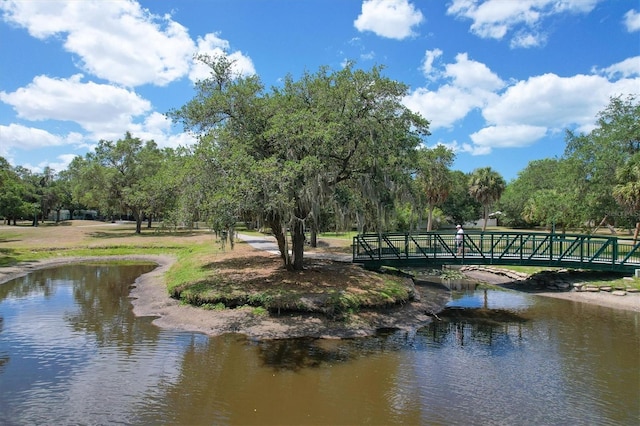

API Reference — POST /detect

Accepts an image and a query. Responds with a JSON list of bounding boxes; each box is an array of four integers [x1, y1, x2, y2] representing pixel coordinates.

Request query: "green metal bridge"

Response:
[[352, 231, 640, 273]]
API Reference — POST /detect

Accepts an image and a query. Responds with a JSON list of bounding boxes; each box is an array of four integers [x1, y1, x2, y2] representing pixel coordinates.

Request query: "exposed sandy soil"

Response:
[[0, 248, 451, 340], [130, 257, 453, 340], [1, 246, 637, 341], [463, 269, 640, 312]]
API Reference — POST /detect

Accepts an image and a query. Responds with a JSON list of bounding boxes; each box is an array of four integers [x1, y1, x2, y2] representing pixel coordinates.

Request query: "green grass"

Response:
[[164, 243, 221, 293], [493, 265, 556, 275], [318, 231, 358, 240]]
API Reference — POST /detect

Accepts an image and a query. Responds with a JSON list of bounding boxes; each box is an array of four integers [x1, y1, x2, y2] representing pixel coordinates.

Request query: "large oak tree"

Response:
[[170, 57, 429, 270]]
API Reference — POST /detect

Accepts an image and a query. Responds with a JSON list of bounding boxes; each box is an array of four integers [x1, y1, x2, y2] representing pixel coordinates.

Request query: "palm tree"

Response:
[[613, 153, 640, 242], [468, 167, 506, 231], [416, 145, 454, 231]]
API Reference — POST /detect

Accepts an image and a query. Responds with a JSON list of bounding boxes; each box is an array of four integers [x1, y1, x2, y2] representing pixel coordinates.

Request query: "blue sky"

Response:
[[1, 0, 638, 182]]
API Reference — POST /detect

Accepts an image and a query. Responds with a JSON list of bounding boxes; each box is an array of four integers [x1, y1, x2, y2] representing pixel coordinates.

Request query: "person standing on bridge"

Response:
[[456, 225, 464, 255]]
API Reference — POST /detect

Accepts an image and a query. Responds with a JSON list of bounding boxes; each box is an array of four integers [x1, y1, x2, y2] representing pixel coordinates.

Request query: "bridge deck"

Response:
[[352, 231, 640, 273]]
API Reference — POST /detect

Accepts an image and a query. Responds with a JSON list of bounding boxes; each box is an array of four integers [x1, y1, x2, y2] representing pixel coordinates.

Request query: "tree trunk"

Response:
[[634, 221, 640, 243], [268, 215, 292, 270], [134, 210, 143, 234], [228, 225, 235, 249], [310, 222, 317, 248], [147, 215, 153, 228], [356, 211, 365, 234], [426, 204, 434, 231], [291, 218, 305, 271], [482, 205, 488, 231]]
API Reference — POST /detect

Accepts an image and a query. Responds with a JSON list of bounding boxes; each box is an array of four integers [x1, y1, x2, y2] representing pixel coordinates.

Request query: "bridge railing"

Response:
[[352, 231, 640, 272]]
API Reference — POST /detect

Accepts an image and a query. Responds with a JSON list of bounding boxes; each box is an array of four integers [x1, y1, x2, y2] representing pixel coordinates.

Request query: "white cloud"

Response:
[[434, 139, 490, 156], [406, 51, 639, 155], [0, 74, 152, 134], [1, 0, 196, 87], [510, 31, 546, 49], [445, 53, 504, 91], [404, 52, 501, 129], [482, 72, 639, 131], [354, 0, 423, 40], [0, 124, 85, 168], [624, 10, 640, 32], [421, 49, 443, 78], [188, 33, 256, 83], [594, 56, 640, 79], [404, 84, 487, 129], [447, 0, 600, 48], [470, 125, 547, 149], [0, 123, 68, 152], [24, 153, 79, 175], [128, 112, 197, 151]]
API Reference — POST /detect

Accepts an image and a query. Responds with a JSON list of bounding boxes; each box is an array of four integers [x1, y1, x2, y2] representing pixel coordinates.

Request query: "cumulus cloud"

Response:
[[0, 123, 71, 152], [0, 124, 86, 170], [470, 125, 548, 149], [510, 31, 546, 49], [404, 85, 486, 129], [405, 50, 640, 155], [481, 73, 638, 131], [0, 74, 152, 134], [624, 9, 640, 32], [593, 56, 640, 80], [127, 112, 197, 150], [404, 52, 502, 129], [0, 0, 195, 87], [354, 0, 423, 40], [421, 49, 443, 79], [445, 53, 504, 91], [22, 153, 80, 175], [447, 0, 600, 48], [188, 33, 256, 83]]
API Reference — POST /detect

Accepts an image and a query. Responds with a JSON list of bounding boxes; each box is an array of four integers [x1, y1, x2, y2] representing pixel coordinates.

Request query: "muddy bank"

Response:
[[1, 256, 637, 341], [130, 257, 451, 339], [462, 267, 640, 313], [0, 255, 174, 285], [0, 255, 450, 339]]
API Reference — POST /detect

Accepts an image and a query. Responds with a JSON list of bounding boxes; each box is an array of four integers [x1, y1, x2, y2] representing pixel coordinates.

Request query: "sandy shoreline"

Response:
[[462, 269, 640, 312], [1, 256, 638, 341]]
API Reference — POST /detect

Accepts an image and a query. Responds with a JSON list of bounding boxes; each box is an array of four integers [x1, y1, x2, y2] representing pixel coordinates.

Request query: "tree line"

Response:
[[1, 58, 638, 271]]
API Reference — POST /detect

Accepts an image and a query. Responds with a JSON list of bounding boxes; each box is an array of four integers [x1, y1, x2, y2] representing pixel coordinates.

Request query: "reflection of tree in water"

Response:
[[0, 270, 61, 376], [1, 263, 160, 350], [63, 264, 159, 350], [256, 330, 427, 372], [420, 308, 528, 351], [255, 337, 352, 370], [0, 270, 58, 301], [255, 309, 529, 371], [0, 316, 7, 374]]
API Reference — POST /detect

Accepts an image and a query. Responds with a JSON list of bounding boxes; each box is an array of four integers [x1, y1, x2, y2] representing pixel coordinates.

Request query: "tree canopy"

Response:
[[468, 167, 506, 231], [2, 61, 636, 266], [170, 57, 430, 270]]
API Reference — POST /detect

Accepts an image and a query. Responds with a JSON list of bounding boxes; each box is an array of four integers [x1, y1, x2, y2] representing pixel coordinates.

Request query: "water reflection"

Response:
[[0, 265, 638, 425]]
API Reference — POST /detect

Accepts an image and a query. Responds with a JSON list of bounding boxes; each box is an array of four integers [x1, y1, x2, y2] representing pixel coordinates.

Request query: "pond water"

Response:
[[0, 264, 638, 425]]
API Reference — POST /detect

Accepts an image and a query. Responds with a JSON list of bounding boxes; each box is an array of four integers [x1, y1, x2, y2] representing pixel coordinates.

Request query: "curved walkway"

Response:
[[236, 233, 351, 262]]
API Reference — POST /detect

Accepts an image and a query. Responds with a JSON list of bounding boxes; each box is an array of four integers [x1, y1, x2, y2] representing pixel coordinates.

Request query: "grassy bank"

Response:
[[0, 220, 415, 319], [2, 221, 637, 315]]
